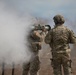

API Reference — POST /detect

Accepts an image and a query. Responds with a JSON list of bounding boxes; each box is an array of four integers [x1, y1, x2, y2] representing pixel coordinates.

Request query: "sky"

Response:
[[1, 0, 76, 20], [1, 0, 76, 30]]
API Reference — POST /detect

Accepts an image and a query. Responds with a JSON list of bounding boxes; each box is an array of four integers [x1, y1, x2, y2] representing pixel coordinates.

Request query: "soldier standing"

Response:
[[45, 14, 76, 75], [22, 25, 43, 75]]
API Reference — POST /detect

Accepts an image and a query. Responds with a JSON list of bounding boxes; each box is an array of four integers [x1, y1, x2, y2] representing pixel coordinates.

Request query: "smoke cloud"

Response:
[[0, 1, 37, 65]]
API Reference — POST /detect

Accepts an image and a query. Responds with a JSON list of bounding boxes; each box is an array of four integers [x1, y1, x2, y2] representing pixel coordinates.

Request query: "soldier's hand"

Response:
[[34, 31, 41, 38]]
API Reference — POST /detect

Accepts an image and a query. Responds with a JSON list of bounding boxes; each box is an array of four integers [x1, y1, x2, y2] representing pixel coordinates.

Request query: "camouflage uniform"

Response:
[[22, 28, 42, 75], [45, 15, 76, 75]]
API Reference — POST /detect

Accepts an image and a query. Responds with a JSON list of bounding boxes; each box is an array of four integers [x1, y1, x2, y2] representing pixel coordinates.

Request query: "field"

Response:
[[0, 44, 76, 75]]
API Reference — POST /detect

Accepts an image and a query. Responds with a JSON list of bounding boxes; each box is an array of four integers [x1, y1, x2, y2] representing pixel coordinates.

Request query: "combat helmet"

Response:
[[53, 14, 65, 24]]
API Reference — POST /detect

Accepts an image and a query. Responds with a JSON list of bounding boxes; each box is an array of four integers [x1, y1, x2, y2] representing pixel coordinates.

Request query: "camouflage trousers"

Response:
[[22, 56, 40, 75], [51, 52, 72, 75]]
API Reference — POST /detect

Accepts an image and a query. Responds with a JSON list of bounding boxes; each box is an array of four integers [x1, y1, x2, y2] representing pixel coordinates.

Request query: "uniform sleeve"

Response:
[[69, 30, 76, 43], [44, 30, 52, 44]]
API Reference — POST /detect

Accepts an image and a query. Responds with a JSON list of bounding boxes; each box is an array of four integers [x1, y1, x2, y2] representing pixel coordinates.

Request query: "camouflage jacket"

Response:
[[28, 30, 43, 52], [45, 24, 76, 53]]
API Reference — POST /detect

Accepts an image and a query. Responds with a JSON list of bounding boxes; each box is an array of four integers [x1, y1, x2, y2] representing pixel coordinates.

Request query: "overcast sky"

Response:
[[1, 0, 76, 20], [0, 0, 76, 30]]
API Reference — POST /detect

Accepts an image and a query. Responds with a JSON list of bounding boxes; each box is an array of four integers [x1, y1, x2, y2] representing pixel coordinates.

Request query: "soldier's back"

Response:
[[51, 25, 70, 51]]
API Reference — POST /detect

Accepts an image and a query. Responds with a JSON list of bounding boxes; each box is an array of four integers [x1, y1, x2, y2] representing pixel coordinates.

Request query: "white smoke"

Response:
[[0, 1, 36, 65]]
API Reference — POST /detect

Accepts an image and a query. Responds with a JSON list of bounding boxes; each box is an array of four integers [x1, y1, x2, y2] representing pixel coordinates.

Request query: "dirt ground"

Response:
[[0, 44, 76, 75]]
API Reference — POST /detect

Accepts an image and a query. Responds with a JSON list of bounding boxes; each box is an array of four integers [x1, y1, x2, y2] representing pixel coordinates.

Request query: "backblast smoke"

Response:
[[0, 1, 37, 66]]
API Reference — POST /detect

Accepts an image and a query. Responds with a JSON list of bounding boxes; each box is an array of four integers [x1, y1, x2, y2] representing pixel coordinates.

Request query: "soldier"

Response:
[[22, 25, 43, 75], [45, 14, 76, 75]]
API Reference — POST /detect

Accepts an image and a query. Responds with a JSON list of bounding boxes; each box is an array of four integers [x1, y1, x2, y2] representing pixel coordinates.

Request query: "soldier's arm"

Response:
[[69, 30, 76, 43], [33, 31, 43, 42], [34, 31, 41, 38], [44, 30, 52, 44]]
